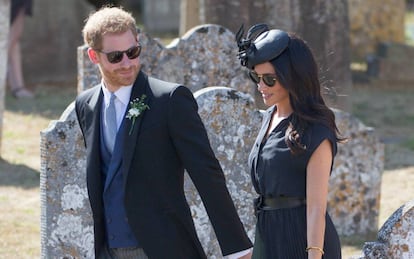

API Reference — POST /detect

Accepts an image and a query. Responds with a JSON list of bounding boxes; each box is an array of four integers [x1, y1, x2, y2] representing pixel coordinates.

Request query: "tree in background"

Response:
[[296, 0, 352, 111]]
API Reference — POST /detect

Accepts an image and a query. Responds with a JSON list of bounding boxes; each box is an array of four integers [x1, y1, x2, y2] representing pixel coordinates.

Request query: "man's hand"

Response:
[[238, 250, 252, 259]]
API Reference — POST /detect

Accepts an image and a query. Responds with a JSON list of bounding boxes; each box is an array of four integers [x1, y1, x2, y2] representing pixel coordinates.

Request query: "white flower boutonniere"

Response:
[[126, 94, 149, 135]]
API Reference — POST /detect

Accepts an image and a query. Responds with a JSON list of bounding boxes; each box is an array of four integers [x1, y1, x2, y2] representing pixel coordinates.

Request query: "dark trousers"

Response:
[[99, 245, 149, 259]]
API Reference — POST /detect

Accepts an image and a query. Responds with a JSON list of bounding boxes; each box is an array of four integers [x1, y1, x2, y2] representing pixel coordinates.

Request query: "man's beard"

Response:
[[100, 63, 141, 89]]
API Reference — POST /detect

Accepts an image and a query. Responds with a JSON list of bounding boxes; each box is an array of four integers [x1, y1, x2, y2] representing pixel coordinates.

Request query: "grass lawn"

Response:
[[0, 83, 76, 258]]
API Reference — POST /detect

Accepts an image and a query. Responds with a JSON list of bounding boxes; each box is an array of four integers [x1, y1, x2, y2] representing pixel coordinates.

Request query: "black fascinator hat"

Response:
[[235, 23, 290, 69]]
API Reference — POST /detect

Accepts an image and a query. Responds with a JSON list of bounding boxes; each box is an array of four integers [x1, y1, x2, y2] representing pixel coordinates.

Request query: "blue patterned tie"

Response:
[[105, 93, 117, 153]]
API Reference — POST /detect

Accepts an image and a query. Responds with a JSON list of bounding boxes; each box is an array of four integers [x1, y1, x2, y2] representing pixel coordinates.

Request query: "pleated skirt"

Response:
[[252, 205, 341, 259]]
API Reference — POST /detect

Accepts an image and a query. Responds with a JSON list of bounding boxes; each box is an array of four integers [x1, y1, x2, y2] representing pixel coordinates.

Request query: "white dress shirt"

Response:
[[101, 82, 133, 131]]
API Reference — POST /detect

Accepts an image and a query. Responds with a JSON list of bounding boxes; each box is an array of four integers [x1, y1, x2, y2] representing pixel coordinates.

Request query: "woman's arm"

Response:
[[306, 139, 333, 259]]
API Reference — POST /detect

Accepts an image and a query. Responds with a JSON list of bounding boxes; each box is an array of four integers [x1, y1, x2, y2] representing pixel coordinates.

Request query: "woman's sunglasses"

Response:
[[97, 45, 142, 64], [249, 71, 278, 87]]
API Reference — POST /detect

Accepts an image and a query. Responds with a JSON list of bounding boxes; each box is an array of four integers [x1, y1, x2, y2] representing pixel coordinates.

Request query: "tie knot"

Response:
[[110, 93, 116, 103]]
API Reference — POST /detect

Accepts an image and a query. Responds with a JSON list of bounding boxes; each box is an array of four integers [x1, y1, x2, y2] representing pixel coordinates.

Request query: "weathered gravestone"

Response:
[[40, 103, 93, 258], [186, 87, 261, 257], [351, 199, 414, 259], [364, 199, 414, 258], [41, 24, 385, 257], [329, 110, 384, 236]]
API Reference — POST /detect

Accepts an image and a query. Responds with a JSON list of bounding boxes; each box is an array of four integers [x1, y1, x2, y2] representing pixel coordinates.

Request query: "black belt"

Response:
[[254, 196, 306, 214]]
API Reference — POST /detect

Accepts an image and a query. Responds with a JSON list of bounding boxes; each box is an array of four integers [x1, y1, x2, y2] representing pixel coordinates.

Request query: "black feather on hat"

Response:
[[235, 24, 290, 69]]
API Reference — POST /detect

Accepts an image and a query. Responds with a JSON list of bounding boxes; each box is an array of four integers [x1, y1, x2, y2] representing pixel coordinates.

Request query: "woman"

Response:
[[236, 24, 343, 259]]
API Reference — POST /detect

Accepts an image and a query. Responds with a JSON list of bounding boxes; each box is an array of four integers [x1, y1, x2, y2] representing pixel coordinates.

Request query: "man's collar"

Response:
[[101, 81, 133, 106]]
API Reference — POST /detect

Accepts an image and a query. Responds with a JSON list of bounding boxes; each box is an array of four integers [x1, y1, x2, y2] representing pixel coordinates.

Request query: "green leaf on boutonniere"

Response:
[[126, 94, 149, 135]]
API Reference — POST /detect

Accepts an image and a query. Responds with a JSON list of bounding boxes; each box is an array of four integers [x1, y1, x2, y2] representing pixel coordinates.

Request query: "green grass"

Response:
[[4, 82, 76, 119], [351, 85, 414, 170], [0, 83, 76, 258], [351, 87, 414, 134]]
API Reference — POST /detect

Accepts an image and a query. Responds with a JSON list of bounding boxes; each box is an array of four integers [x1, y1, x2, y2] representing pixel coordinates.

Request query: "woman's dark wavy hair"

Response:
[[270, 33, 345, 154]]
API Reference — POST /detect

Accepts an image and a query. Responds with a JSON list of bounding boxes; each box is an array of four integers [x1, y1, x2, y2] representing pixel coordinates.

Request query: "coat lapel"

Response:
[[84, 87, 105, 201], [85, 87, 103, 146], [121, 72, 151, 186]]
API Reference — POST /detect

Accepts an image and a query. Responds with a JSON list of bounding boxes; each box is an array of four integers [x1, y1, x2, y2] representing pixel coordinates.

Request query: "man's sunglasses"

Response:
[[97, 45, 142, 64], [249, 71, 278, 87]]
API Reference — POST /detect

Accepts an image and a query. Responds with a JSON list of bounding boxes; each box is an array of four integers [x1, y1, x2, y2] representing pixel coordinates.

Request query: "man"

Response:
[[75, 6, 252, 259]]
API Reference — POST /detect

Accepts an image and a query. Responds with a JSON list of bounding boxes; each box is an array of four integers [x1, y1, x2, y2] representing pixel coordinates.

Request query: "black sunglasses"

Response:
[[249, 71, 278, 87], [97, 45, 142, 64]]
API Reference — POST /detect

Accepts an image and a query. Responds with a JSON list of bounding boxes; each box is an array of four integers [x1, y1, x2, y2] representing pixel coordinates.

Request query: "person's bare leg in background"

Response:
[[8, 7, 34, 99]]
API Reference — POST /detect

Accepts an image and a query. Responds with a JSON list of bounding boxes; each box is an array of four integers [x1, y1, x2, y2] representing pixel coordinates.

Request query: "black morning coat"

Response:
[[75, 71, 252, 258]]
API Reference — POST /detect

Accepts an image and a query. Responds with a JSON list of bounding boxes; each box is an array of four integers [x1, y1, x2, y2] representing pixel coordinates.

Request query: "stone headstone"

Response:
[[77, 46, 100, 94], [329, 109, 384, 236], [40, 102, 93, 258], [362, 199, 414, 259], [185, 87, 261, 257]]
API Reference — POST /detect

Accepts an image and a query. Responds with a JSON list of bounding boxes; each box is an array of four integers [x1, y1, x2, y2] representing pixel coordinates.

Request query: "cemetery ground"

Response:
[[0, 80, 414, 258]]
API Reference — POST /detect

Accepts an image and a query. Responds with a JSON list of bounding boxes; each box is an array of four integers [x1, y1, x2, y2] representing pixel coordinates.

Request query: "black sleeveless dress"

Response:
[[248, 108, 342, 259]]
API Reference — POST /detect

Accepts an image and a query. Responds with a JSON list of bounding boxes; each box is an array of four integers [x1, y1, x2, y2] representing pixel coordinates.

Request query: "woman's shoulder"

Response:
[[308, 121, 331, 134], [305, 121, 337, 154]]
